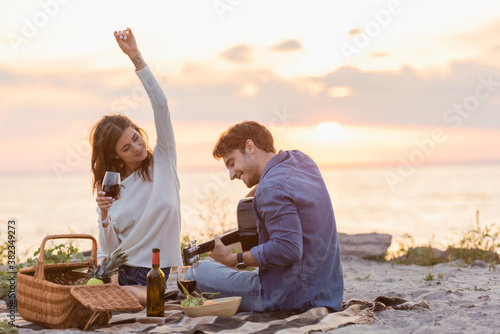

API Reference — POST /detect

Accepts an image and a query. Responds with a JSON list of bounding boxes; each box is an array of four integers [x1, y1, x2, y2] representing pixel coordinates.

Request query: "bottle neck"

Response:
[[152, 251, 160, 268]]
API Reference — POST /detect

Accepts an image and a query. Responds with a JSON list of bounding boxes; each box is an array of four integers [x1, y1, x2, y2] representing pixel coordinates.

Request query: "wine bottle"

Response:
[[147, 248, 165, 317]]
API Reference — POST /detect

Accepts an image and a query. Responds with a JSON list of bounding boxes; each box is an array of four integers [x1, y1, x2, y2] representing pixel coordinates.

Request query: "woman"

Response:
[[89, 28, 182, 304]]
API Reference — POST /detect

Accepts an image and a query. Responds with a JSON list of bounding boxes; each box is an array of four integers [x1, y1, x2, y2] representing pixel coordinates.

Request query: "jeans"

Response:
[[192, 260, 266, 312], [119, 265, 170, 289]]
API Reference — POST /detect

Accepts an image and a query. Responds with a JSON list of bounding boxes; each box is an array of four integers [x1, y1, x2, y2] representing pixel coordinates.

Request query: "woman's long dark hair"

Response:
[[89, 114, 153, 193]]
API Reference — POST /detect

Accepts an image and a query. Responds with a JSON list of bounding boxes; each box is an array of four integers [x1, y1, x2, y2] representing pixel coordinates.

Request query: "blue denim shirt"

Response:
[[250, 150, 344, 312]]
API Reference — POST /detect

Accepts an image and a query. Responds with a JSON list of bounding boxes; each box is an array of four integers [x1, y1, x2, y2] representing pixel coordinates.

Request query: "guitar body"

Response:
[[182, 197, 258, 266]]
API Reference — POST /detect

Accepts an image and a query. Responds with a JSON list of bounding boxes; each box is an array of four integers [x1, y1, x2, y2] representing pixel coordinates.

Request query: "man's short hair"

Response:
[[213, 121, 277, 160]]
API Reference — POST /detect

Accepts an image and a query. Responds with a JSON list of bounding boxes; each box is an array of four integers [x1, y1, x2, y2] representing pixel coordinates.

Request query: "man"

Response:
[[194, 121, 343, 312]]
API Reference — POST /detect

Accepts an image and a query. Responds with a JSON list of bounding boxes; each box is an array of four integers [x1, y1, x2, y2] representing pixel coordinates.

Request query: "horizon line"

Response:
[[1, 159, 499, 175]]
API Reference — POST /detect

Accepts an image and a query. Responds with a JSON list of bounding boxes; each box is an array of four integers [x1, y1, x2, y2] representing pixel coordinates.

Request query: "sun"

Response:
[[316, 122, 343, 141]]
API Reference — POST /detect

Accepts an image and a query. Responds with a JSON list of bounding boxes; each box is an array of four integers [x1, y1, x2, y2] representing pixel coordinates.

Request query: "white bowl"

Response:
[[181, 296, 242, 318]]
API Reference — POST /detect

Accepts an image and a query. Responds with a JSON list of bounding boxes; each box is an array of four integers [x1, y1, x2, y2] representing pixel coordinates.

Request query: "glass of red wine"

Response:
[[177, 266, 196, 295], [102, 171, 121, 199]]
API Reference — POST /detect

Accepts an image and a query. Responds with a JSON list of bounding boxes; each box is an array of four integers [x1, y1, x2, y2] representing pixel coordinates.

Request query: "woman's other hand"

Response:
[[96, 184, 118, 226]]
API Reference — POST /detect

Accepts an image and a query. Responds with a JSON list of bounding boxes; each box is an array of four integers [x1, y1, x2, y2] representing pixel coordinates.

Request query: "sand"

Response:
[[4, 258, 500, 333], [334, 258, 500, 334]]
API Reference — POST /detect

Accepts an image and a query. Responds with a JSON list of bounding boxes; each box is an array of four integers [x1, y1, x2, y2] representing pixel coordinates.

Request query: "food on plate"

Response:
[[178, 281, 220, 307]]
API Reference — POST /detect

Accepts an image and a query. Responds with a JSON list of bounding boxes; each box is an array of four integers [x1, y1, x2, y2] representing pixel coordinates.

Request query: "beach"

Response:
[[337, 258, 500, 334], [2, 165, 499, 333], [4, 257, 499, 333]]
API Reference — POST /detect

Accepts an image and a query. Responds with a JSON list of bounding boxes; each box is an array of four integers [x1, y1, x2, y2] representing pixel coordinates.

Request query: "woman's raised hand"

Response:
[[114, 28, 138, 56], [114, 28, 146, 70]]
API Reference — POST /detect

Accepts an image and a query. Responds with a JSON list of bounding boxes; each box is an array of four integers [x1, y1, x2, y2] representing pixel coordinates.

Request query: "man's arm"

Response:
[[210, 187, 303, 269], [249, 187, 303, 269]]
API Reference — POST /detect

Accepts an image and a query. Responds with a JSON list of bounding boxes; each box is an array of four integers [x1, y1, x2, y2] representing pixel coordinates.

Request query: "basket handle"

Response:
[[34, 234, 98, 280]]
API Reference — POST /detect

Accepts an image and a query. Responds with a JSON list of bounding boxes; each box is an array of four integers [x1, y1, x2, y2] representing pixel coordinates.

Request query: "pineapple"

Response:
[[86, 249, 128, 285]]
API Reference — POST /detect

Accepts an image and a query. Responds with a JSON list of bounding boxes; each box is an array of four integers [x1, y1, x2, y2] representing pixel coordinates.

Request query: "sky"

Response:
[[1, 0, 500, 174]]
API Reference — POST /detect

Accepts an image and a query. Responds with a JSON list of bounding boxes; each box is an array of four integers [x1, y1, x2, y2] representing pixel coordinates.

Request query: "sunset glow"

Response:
[[316, 122, 343, 141], [327, 86, 352, 98], [0, 1, 499, 173]]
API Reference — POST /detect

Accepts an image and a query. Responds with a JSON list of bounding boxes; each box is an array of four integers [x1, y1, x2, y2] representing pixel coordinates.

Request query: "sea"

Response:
[[1, 163, 499, 261]]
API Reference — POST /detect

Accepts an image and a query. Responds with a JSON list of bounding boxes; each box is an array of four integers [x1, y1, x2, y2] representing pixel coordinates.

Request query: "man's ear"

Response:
[[245, 139, 256, 154]]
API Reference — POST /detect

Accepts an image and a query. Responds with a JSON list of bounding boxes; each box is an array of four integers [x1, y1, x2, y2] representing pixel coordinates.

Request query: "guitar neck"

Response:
[[182, 229, 257, 266], [197, 229, 240, 253]]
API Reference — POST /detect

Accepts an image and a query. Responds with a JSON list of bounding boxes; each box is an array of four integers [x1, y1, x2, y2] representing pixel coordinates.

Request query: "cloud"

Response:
[[348, 28, 362, 36], [0, 68, 15, 84], [447, 18, 500, 46], [3, 60, 500, 134], [161, 61, 499, 131], [444, 18, 500, 67], [2, 60, 500, 172], [370, 52, 388, 58], [269, 39, 302, 52], [219, 44, 253, 64], [0, 64, 141, 141]]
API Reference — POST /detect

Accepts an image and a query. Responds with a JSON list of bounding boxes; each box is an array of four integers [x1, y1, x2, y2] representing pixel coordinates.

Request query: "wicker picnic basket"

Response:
[[17, 234, 143, 330]]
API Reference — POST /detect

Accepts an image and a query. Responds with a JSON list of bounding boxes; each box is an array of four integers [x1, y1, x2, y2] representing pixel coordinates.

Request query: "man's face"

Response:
[[223, 148, 260, 188]]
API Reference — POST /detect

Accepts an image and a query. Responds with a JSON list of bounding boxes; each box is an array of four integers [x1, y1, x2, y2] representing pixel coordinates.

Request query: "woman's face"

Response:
[[114, 126, 147, 169]]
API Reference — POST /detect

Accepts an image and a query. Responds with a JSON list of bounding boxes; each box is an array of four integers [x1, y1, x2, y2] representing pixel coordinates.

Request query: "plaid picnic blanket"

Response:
[[6, 295, 429, 333], [87, 296, 430, 333]]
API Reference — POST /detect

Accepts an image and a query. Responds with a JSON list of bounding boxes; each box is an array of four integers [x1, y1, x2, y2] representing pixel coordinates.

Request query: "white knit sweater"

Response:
[[97, 65, 182, 268]]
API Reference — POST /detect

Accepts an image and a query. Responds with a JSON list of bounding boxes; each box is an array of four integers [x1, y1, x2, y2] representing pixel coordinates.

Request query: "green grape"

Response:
[[180, 291, 221, 308]]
